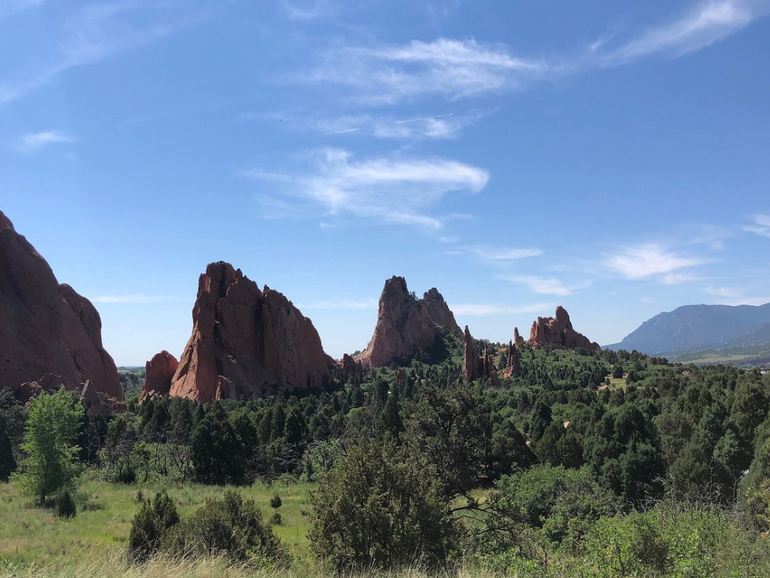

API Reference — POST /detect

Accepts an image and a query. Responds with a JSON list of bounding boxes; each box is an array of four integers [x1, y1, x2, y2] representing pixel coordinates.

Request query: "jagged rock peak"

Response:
[[355, 276, 461, 368], [169, 261, 334, 402], [0, 211, 121, 400], [0, 211, 15, 232], [528, 306, 600, 351]]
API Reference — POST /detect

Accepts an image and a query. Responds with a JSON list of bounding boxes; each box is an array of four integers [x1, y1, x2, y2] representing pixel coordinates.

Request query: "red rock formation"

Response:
[[0, 211, 121, 400], [356, 276, 461, 368], [505, 341, 522, 376], [462, 326, 479, 381], [140, 351, 178, 401], [170, 262, 334, 402], [528, 306, 600, 351], [463, 325, 496, 382], [338, 353, 362, 380], [514, 327, 524, 348]]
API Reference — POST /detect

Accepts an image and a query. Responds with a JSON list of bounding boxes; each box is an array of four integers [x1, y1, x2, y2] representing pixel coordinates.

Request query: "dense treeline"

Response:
[[4, 336, 770, 575]]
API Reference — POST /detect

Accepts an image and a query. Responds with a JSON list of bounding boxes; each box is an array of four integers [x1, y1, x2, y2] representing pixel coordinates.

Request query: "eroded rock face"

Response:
[[528, 306, 600, 351], [463, 325, 495, 382], [0, 211, 122, 400], [463, 326, 481, 381], [355, 276, 461, 368], [338, 353, 362, 380], [169, 262, 334, 402], [506, 341, 522, 376], [140, 350, 178, 401]]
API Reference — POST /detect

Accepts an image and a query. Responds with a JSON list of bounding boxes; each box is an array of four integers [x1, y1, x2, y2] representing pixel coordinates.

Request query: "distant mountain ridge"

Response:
[[608, 303, 770, 356]]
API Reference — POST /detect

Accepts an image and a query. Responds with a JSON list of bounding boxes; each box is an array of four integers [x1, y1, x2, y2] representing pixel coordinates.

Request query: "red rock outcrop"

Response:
[[506, 341, 522, 376], [355, 276, 461, 368], [528, 306, 600, 351], [169, 262, 334, 402], [140, 350, 178, 401], [338, 353, 363, 380], [462, 325, 495, 382], [0, 211, 122, 400], [514, 327, 525, 348]]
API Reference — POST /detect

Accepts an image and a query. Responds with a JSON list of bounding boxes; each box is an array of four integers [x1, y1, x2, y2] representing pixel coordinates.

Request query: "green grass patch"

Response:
[[0, 476, 315, 572]]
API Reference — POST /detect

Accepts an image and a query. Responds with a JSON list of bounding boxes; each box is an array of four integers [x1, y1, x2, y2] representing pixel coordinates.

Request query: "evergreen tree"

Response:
[[380, 393, 403, 439]]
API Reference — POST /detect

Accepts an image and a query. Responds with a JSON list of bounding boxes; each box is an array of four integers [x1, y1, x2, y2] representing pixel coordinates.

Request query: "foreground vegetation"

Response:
[[4, 338, 770, 575]]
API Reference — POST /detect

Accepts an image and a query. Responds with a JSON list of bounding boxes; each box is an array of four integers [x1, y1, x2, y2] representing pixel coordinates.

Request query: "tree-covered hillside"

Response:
[[4, 338, 770, 576]]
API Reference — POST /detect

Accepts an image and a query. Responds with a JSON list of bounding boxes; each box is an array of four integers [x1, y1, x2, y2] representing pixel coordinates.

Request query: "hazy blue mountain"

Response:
[[608, 303, 770, 355]]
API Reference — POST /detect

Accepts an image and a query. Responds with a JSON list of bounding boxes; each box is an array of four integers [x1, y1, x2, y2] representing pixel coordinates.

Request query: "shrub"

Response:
[[163, 490, 286, 566], [578, 505, 750, 577], [271, 512, 282, 525], [270, 494, 282, 509], [55, 488, 76, 518], [309, 439, 458, 574], [128, 491, 179, 562], [116, 465, 137, 485]]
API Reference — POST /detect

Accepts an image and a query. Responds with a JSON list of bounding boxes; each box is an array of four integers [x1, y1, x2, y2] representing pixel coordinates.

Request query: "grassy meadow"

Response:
[[0, 476, 316, 576]]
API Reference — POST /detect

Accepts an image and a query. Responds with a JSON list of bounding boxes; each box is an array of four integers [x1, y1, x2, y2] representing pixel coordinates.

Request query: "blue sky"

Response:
[[2, 0, 770, 365]]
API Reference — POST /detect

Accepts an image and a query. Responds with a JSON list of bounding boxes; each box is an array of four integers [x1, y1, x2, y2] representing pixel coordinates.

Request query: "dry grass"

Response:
[[1, 549, 503, 578]]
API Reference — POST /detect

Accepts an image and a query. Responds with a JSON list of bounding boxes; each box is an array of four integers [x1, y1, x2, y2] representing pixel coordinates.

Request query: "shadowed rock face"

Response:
[[140, 350, 178, 401], [169, 262, 334, 402], [462, 325, 495, 382], [355, 276, 461, 368], [528, 306, 600, 351], [0, 211, 122, 400]]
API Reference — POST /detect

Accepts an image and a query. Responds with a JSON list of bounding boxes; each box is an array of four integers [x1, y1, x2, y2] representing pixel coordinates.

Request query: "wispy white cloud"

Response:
[[605, 243, 706, 281], [303, 1, 769, 105], [13, 130, 77, 153], [280, 0, 338, 21], [453, 302, 552, 316], [499, 274, 583, 296], [469, 246, 543, 262], [744, 214, 770, 238], [0, 0, 203, 107], [241, 148, 489, 231], [705, 285, 770, 305], [308, 38, 557, 104], [255, 109, 483, 140], [599, 0, 766, 65]]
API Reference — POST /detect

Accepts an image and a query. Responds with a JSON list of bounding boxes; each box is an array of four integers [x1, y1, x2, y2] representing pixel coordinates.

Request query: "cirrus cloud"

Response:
[[604, 243, 707, 281], [241, 148, 489, 231]]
